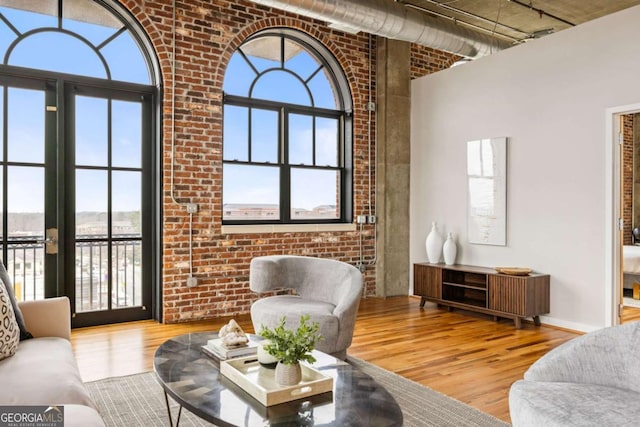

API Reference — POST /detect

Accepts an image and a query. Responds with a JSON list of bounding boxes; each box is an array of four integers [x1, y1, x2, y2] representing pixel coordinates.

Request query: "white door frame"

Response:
[[605, 103, 640, 326]]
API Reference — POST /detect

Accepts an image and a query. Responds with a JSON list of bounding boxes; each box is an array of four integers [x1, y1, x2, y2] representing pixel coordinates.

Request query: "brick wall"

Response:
[[120, 0, 452, 322], [623, 115, 633, 245], [410, 44, 461, 80]]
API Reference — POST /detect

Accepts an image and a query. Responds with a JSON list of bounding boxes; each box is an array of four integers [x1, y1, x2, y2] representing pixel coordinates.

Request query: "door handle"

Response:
[[37, 228, 58, 254]]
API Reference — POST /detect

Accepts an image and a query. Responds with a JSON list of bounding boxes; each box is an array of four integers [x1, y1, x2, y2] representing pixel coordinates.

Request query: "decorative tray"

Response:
[[220, 356, 334, 406], [494, 267, 532, 276]]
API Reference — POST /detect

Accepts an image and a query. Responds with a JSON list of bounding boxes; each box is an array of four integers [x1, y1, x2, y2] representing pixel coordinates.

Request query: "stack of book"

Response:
[[202, 338, 258, 360]]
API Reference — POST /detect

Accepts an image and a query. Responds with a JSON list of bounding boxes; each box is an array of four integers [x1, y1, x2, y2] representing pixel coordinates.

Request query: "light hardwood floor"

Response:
[[72, 296, 612, 423]]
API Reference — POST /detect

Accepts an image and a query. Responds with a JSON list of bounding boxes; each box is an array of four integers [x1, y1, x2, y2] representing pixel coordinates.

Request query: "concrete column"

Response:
[[375, 37, 411, 296]]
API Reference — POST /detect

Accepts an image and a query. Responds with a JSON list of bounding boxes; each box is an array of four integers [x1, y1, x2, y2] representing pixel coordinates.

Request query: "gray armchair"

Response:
[[249, 255, 363, 360], [509, 321, 640, 426]]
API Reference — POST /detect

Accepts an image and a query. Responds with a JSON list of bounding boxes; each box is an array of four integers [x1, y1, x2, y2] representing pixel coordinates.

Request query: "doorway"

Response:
[[0, 0, 161, 327], [607, 103, 640, 325], [1, 73, 156, 327], [618, 112, 640, 323]]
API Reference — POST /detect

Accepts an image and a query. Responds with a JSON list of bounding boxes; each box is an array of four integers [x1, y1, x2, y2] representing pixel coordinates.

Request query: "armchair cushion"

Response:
[[252, 295, 339, 350]]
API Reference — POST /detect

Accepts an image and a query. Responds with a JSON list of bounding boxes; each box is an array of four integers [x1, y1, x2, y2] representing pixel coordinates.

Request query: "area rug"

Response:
[[346, 357, 510, 427], [85, 357, 510, 427]]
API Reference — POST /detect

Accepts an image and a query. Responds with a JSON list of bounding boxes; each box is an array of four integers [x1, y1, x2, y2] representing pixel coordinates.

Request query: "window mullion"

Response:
[[339, 114, 345, 167], [281, 107, 290, 222], [312, 116, 317, 166], [57, 0, 63, 29], [248, 107, 252, 162], [280, 36, 285, 69]]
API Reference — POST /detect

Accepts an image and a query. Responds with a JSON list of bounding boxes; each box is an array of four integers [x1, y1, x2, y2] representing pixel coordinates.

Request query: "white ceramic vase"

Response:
[[275, 362, 302, 386], [425, 222, 443, 263], [443, 232, 457, 265]]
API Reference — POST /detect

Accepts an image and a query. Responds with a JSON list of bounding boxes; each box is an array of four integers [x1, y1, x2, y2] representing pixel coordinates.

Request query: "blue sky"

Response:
[[0, 5, 145, 223]]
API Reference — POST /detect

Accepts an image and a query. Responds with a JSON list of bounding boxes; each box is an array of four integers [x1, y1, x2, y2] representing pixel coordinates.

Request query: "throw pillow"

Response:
[[0, 279, 20, 361], [0, 261, 32, 340]]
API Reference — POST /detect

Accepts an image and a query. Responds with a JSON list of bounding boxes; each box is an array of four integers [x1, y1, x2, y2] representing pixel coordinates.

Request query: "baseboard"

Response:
[[537, 315, 600, 333]]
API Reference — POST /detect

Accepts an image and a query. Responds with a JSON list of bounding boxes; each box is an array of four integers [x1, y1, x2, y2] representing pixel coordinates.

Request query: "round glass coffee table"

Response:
[[154, 332, 403, 426]]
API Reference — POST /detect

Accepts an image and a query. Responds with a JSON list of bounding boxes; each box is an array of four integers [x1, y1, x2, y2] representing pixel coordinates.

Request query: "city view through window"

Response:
[[7, 212, 141, 310]]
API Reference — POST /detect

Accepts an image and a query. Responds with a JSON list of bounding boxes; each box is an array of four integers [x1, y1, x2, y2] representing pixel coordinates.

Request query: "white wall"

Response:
[[410, 5, 640, 331]]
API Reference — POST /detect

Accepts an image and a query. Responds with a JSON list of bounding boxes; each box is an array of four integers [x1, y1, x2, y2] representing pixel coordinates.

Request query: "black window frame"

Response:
[[222, 28, 353, 225]]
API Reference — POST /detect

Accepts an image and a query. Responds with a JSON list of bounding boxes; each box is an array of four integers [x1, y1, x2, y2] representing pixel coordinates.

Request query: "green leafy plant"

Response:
[[258, 315, 323, 365]]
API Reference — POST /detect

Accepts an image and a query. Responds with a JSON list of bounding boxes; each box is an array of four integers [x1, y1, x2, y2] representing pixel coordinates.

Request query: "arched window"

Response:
[[0, 0, 159, 327], [223, 28, 353, 224]]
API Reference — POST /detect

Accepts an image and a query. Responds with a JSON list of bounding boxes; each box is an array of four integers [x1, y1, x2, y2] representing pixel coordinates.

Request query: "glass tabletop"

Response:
[[154, 332, 403, 427]]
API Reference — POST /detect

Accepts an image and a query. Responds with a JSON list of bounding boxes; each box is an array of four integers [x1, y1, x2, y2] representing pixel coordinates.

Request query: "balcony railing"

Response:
[[5, 235, 142, 313]]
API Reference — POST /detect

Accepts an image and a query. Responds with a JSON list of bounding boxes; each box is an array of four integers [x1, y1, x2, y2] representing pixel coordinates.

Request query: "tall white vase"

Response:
[[443, 232, 457, 266], [425, 222, 443, 264]]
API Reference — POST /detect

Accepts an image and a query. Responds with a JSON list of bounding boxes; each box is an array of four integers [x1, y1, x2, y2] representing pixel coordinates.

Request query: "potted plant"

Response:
[[258, 314, 322, 386]]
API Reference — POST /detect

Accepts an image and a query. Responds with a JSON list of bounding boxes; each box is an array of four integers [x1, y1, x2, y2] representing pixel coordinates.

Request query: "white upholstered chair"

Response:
[[509, 321, 640, 426], [249, 255, 363, 360]]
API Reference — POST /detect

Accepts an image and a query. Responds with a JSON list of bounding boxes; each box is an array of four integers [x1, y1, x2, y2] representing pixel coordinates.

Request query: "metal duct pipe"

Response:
[[248, 0, 513, 58]]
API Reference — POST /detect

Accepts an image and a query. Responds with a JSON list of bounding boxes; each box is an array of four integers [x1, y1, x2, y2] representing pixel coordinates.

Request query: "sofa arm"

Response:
[[18, 297, 71, 340]]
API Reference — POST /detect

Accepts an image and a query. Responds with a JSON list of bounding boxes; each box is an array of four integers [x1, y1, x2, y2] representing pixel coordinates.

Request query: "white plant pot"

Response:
[[275, 362, 302, 386]]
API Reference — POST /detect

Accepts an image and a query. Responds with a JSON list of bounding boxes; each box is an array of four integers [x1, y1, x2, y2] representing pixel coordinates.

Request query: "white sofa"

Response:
[[0, 297, 105, 427]]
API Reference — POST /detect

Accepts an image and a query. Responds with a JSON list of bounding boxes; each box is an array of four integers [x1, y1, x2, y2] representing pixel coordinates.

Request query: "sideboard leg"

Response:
[[419, 297, 426, 307], [533, 316, 541, 326], [514, 317, 522, 329]]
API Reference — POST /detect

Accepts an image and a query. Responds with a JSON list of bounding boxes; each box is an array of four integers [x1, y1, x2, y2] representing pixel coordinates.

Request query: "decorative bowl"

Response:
[[494, 267, 532, 276]]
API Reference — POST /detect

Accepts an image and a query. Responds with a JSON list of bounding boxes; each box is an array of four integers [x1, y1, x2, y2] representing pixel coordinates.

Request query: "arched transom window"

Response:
[[223, 28, 353, 224], [0, 0, 152, 84]]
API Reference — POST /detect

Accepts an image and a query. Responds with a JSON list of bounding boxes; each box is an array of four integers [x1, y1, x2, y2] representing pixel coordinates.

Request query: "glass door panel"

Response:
[[1, 76, 153, 325], [112, 100, 142, 168], [71, 88, 147, 321], [75, 96, 108, 167], [2, 84, 48, 301], [7, 87, 45, 163], [75, 169, 107, 311], [112, 240, 141, 308], [7, 166, 45, 300], [76, 242, 108, 312], [112, 170, 141, 309]]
